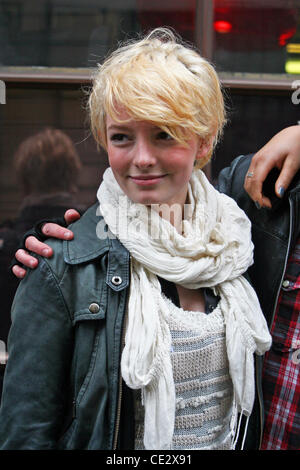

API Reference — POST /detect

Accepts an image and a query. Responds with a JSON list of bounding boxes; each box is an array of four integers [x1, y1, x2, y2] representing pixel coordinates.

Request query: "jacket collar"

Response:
[[63, 202, 131, 291], [63, 203, 110, 265]]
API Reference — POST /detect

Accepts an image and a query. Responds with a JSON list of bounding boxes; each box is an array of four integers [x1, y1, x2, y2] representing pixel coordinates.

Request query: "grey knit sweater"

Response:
[[134, 299, 234, 450]]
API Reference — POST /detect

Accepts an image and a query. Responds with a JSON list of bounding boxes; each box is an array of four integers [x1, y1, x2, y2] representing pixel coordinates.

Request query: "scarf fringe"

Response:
[[230, 396, 250, 450]]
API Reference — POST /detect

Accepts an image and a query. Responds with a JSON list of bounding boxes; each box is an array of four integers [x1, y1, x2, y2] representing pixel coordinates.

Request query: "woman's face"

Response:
[[106, 109, 203, 209]]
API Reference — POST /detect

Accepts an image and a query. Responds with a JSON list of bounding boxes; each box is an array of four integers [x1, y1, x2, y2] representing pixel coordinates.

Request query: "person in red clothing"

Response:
[[261, 239, 300, 450], [217, 140, 300, 450], [225, 126, 300, 449]]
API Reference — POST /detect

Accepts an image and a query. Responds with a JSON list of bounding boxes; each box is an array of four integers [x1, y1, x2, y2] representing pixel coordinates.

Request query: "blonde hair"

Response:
[[89, 28, 226, 168]]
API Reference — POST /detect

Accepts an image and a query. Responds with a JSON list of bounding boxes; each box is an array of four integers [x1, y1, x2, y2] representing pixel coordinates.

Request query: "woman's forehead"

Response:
[[106, 107, 158, 129], [106, 113, 162, 132]]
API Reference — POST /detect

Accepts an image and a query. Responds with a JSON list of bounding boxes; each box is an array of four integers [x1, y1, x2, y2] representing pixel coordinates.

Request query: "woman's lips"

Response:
[[129, 175, 166, 186]]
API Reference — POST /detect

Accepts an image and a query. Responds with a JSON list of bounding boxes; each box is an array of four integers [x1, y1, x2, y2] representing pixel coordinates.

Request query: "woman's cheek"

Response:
[[107, 149, 126, 173]]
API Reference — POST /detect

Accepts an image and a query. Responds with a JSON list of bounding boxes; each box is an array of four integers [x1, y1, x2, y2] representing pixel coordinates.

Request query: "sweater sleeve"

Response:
[[0, 255, 73, 449]]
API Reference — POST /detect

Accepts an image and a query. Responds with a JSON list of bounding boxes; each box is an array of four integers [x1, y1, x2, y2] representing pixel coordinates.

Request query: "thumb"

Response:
[[64, 209, 81, 225]]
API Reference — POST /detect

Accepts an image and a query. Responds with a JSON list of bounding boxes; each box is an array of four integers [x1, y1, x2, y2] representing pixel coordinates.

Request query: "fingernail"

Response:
[[255, 201, 261, 210], [42, 248, 50, 256], [30, 259, 36, 266], [278, 186, 285, 198], [64, 231, 72, 239]]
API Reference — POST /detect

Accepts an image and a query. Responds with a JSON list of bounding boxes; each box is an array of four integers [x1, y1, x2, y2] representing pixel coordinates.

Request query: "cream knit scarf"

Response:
[[97, 167, 272, 450]]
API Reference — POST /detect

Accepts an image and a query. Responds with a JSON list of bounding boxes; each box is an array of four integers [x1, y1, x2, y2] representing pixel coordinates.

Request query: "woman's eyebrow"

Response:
[[107, 124, 131, 132]]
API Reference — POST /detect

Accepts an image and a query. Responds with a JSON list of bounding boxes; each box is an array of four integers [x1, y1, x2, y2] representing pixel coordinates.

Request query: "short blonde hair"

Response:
[[89, 28, 226, 168]]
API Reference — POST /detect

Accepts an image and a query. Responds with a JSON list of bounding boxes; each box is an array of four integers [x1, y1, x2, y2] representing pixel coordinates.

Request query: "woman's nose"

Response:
[[132, 138, 157, 167]]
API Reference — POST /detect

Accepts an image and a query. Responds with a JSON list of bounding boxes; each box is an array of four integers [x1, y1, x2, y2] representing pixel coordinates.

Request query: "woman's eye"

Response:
[[157, 131, 173, 141], [110, 133, 129, 142]]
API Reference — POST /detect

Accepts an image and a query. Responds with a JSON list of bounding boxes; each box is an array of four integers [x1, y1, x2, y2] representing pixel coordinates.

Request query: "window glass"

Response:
[[0, 0, 196, 68], [1, 0, 299, 76], [212, 0, 300, 75]]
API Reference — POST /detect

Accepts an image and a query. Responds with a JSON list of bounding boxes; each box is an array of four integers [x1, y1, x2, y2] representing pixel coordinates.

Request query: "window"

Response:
[[213, 0, 300, 76], [0, 0, 299, 81], [0, 0, 299, 220]]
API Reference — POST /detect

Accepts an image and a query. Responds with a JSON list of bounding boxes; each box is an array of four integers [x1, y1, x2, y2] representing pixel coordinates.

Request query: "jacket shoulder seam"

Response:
[[40, 256, 73, 324]]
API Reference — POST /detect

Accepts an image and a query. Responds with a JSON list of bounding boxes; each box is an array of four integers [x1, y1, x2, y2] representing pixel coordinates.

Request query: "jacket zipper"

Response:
[[258, 197, 293, 449], [113, 369, 123, 450], [269, 198, 293, 332], [113, 294, 129, 450]]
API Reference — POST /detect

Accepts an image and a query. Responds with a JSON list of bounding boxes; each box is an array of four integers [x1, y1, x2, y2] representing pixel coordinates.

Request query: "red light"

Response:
[[278, 27, 297, 46], [214, 20, 232, 34]]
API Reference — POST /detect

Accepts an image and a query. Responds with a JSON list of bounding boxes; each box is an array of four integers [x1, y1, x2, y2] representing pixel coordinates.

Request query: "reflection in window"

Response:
[[0, 0, 299, 75], [0, 0, 197, 68], [212, 0, 300, 74]]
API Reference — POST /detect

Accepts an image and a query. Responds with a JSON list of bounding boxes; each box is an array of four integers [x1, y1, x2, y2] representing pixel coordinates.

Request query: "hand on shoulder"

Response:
[[12, 209, 80, 279], [244, 125, 300, 208]]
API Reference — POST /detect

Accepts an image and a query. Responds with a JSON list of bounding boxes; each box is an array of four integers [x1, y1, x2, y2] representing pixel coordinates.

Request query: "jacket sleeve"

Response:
[[216, 154, 255, 287], [0, 256, 73, 449], [216, 154, 252, 197]]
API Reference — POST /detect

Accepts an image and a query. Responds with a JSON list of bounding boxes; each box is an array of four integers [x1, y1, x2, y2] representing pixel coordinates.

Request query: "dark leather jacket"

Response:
[[0, 205, 130, 449], [2, 153, 296, 450], [0, 203, 218, 450], [218, 154, 300, 329], [218, 153, 300, 448], [0, 194, 84, 398]]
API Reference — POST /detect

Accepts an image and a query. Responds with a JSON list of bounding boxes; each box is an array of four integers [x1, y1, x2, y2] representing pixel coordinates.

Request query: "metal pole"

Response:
[[195, 0, 214, 60], [195, 0, 215, 180]]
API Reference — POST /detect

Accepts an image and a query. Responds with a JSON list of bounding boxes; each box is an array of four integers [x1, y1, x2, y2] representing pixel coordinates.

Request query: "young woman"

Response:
[[0, 28, 271, 450]]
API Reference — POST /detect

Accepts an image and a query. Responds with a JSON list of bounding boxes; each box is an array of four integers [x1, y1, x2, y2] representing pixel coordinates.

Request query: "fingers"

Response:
[[245, 149, 300, 208], [12, 264, 27, 279], [64, 209, 81, 225], [244, 153, 274, 208], [11, 223, 75, 279], [15, 248, 38, 270], [42, 222, 74, 240], [274, 155, 300, 198], [244, 126, 300, 208], [12, 237, 50, 278], [25, 235, 53, 257]]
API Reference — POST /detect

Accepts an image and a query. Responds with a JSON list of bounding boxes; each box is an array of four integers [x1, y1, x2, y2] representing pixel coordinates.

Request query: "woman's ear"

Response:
[[195, 136, 215, 162]]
